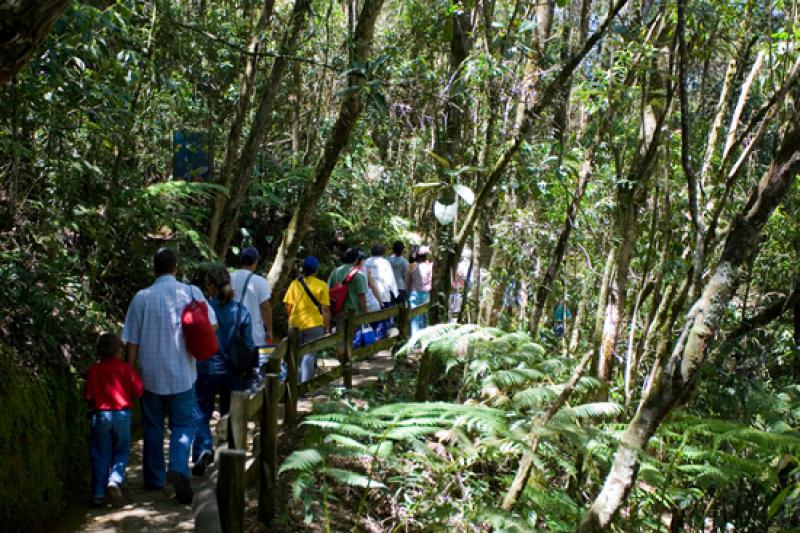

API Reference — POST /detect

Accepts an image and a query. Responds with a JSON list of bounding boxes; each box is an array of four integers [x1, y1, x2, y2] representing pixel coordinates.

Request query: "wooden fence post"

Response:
[[259, 370, 281, 524], [415, 347, 433, 402], [228, 391, 248, 450], [398, 302, 410, 340], [343, 309, 355, 388], [217, 449, 246, 533], [285, 327, 300, 426]]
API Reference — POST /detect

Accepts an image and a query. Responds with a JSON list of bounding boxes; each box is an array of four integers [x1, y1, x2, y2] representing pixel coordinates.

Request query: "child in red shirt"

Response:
[[84, 333, 143, 505]]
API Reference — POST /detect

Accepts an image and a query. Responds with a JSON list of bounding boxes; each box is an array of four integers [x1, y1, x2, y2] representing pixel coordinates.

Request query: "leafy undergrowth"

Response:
[[272, 325, 800, 531]]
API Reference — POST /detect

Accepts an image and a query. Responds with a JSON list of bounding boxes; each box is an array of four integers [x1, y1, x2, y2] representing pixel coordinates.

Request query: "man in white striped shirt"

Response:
[[123, 248, 217, 503]]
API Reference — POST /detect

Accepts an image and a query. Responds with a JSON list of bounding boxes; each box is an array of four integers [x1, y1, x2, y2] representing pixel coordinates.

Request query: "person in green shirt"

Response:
[[328, 247, 368, 317]]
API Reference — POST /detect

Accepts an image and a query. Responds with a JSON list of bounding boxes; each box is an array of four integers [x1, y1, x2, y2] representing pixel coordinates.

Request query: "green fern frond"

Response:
[[323, 467, 387, 489], [280, 448, 324, 474], [513, 384, 561, 408], [324, 433, 369, 453], [489, 368, 548, 390], [478, 507, 534, 532], [558, 402, 623, 420]]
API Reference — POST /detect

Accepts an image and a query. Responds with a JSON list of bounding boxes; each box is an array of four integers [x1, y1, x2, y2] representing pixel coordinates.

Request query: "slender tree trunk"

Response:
[[213, 0, 312, 256], [529, 144, 594, 336], [452, 0, 631, 286], [502, 348, 594, 510], [430, 1, 474, 325], [207, 0, 276, 248], [596, 40, 673, 388], [580, 116, 800, 531], [266, 0, 386, 295]]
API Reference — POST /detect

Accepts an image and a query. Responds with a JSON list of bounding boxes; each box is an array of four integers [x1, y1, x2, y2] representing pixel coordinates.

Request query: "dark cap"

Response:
[[303, 256, 320, 271], [240, 246, 260, 263]]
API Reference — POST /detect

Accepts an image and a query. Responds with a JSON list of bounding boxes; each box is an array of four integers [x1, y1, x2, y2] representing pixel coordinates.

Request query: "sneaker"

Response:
[[192, 450, 214, 477], [167, 470, 194, 504], [106, 481, 123, 503], [91, 495, 106, 507]]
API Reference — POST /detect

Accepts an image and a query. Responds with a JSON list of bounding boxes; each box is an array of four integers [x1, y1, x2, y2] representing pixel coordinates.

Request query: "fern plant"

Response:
[[281, 326, 623, 531]]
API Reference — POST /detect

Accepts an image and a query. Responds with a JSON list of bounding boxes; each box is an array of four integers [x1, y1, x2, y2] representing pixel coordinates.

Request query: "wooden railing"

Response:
[[195, 301, 430, 533]]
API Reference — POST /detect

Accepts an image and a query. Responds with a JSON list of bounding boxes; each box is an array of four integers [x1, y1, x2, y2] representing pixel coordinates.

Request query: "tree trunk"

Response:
[[501, 348, 594, 510], [0, 0, 72, 84], [453, 0, 631, 288], [207, 0, 276, 248], [528, 144, 594, 337], [580, 116, 800, 531], [212, 0, 312, 256], [430, 1, 474, 325], [596, 39, 672, 388], [266, 0, 386, 295]]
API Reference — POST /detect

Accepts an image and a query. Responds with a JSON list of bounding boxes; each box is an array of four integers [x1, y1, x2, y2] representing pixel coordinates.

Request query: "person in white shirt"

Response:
[[364, 244, 398, 338], [230, 247, 274, 346], [364, 243, 398, 307], [122, 247, 217, 503]]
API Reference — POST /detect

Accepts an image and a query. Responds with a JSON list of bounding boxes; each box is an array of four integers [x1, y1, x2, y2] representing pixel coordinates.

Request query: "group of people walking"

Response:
[[83, 241, 432, 506]]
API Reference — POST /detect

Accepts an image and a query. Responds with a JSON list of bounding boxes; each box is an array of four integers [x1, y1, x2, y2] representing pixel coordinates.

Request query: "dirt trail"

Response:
[[59, 349, 397, 532]]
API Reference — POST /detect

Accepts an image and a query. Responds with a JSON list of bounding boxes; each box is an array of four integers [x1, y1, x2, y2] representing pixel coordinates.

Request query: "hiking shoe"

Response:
[[167, 470, 194, 504], [192, 450, 214, 477], [91, 495, 106, 507], [106, 481, 123, 503]]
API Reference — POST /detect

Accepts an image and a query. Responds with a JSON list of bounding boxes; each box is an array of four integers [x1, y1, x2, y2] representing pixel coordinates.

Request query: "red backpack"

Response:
[[329, 268, 359, 315], [181, 286, 218, 361]]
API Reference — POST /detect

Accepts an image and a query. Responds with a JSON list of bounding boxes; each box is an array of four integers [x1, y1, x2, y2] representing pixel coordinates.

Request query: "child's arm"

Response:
[[128, 365, 144, 399]]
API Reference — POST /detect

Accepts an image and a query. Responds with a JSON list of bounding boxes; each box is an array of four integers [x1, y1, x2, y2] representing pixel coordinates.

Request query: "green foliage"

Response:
[[282, 327, 624, 530], [0, 344, 86, 530]]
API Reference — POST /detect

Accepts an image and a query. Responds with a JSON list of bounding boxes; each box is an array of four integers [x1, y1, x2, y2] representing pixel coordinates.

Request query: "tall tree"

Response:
[[209, 0, 311, 256], [266, 0, 387, 294], [580, 115, 800, 531], [207, 0, 277, 250]]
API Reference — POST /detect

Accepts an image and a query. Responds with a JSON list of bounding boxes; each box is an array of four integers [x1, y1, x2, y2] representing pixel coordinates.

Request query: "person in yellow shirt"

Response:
[[283, 256, 331, 383]]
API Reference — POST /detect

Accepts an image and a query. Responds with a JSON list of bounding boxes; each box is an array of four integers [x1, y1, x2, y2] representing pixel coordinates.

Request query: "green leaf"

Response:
[[324, 467, 386, 489], [279, 449, 323, 474], [426, 150, 452, 169], [768, 485, 791, 519]]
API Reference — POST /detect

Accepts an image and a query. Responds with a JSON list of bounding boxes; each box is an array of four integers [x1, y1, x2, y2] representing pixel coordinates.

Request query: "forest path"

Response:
[[58, 348, 397, 532]]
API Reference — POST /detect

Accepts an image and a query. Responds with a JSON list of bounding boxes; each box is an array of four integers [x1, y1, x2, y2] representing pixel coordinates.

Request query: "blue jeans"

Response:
[[90, 409, 132, 499], [141, 387, 195, 487], [299, 326, 325, 383], [192, 372, 243, 461], [409, 290, 430, 336]]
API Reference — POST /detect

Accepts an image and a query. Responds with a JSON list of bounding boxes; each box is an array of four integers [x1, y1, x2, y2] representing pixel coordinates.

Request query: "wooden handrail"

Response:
[[297, 329, 342, 354], [205, 299, 435, 531], [352, 305, 400, 325]]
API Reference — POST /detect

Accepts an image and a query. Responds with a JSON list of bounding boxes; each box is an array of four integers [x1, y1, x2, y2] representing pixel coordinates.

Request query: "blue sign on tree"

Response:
[[173, 131, 211, 181]]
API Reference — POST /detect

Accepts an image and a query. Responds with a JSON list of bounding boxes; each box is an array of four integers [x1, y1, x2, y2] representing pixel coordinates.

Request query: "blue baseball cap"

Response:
[[303, 256, 320, 272], [240, 246, 260, 262]]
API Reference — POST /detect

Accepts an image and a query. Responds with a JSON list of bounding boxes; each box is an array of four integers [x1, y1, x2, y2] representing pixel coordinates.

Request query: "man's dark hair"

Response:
[[392, 240, 404, 255], [97, 333, 123, 359], [302, 264, 317, 276], [341, 247, 360, 264], [154, 247, 178, 275], [370, 243, 386, 257]]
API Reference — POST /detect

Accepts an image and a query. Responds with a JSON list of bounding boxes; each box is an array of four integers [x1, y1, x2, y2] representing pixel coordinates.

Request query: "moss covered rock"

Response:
[[0, 343, 87, 530]]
